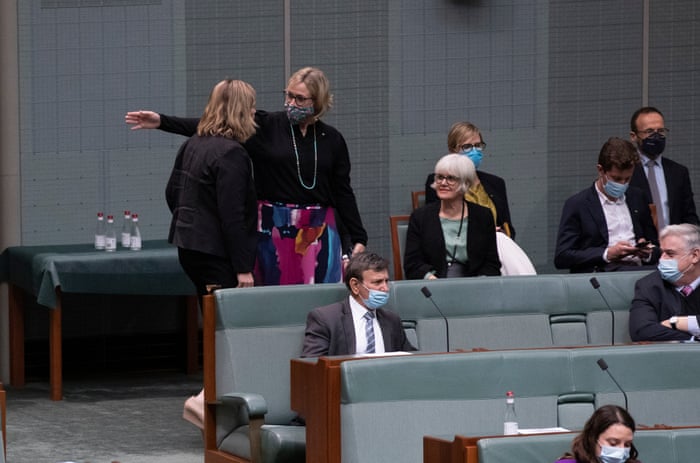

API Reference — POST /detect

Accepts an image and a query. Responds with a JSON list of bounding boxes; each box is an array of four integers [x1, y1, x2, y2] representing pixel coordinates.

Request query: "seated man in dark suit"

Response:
[[630, 223, 700, 341], [302, 252, 416, 357], [629, 106, 699, 229], [554, 137, 660, 273]]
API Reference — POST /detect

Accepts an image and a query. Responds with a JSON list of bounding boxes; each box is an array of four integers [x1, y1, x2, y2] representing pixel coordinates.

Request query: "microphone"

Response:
[[421, 286, 450, 352], [590, 277, 615, 345], [597, 358, 629, 411]]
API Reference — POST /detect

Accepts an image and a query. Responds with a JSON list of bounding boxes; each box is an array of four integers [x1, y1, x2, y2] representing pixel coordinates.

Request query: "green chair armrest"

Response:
[[221, 392, 268, 418], [221, 392, 268, 463]]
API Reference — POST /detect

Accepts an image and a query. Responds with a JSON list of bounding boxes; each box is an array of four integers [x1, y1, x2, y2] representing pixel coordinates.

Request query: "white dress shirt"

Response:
[[349, 295, 386, 354]]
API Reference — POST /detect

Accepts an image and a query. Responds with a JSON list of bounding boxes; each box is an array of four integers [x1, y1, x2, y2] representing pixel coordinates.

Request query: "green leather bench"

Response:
[[338, 344, 700, 463], [390, 271, 648, 351], [476, 427, 700, 463], [203, 270, 653, 463]]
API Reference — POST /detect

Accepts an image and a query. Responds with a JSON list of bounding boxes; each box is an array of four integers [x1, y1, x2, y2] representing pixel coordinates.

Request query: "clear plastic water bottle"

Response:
[[94, 212, 106, 250], [129, 213, 142, 250], [105, 215, 117, 252], [121, 210, 132, 248], [503, 390, 518, 435]]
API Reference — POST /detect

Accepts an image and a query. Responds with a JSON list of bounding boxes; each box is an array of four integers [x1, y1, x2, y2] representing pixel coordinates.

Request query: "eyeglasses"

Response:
[[460, 142, 486, 151], [283, 90, 314, 105], [434, 174, 460, 185], [636, 128, 669, 138]]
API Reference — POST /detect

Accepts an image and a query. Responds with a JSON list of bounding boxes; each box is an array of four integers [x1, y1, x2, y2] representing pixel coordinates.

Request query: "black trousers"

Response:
[[177, 247, 239, 296]]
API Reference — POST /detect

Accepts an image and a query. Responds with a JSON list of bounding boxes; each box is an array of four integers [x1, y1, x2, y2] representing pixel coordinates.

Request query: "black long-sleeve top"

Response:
[[159, 111, 367, 246]]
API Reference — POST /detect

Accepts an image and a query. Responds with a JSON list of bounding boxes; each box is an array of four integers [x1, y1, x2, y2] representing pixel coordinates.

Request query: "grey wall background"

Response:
[[3, 0, 700, 274]]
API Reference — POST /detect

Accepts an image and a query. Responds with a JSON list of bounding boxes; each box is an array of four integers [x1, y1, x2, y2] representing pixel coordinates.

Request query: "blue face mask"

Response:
[[361, 284, 390, 309], [603, 176, 629, 199], [461, 147, 483, 170], [657, 255, 690, 283], [598, 444, 630, 463], [640, 132, 666, 159], [285, 102, 315, 125]]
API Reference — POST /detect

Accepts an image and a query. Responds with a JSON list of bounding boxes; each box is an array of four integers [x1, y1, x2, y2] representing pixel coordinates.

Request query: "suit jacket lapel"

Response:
[[586, 186, 609, 242], [340, 300, 357, 354]]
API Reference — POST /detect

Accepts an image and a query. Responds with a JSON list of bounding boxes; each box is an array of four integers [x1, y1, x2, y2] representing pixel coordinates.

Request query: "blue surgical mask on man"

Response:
[[657, 254, 690, 283], [598, 443, 630, 463], [461, 147, 483, 170], [285, 102, 315, 125], [362, 284, 390, 309], [603, 176, 629, 199]]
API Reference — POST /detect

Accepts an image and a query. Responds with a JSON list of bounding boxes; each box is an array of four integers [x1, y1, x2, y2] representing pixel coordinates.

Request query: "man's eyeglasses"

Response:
[[636, 128, 669, 138], [460, 142, 487, 151], [283, 90, 314, 105], [434, 174, 460, 185]]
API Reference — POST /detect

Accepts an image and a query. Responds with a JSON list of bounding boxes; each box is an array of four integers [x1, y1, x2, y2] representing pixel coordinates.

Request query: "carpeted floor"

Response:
[[4, 372, 204, 463]]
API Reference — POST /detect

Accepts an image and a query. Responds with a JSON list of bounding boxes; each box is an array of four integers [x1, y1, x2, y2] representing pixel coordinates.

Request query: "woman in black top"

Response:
[[127, 67, 367, 285], [166, 79, 258, 295]]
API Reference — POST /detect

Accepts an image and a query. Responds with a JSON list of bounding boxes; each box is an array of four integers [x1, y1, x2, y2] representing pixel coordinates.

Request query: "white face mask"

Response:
[[598, 443, 630, 463]]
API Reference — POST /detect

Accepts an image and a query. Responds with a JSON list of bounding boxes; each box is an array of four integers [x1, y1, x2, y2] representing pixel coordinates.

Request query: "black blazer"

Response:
[[166, 135, 258, 273], [301, 299, 416, 357], [554, 184, 659, 273], [630, 157, 699, 226], [425, 170, 515, 239], [629, 271, 700, 341], [404, 201, 501, 279]]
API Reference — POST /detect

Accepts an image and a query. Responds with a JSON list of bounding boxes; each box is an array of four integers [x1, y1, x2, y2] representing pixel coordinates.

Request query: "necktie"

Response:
[[646, 160, 666, 230], [364, 311, 376, 353], [681, 285, 693, 297]]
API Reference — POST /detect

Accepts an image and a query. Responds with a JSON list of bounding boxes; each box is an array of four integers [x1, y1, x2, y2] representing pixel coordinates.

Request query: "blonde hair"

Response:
[[432, 153, 477, 194], [447, 121, 483, 153], [287, 67, 333, 119], [197, 79, 258, 142]]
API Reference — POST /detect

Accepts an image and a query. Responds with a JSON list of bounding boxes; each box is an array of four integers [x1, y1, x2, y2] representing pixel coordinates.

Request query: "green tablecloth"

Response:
[[0, 240, 196, 308]]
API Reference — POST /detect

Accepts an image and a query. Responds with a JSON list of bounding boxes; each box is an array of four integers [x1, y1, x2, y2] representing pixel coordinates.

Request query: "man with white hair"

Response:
[[629, 223, 700, 341]]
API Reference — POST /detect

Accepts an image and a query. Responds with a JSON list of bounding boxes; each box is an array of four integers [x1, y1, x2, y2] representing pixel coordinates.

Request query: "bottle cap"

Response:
[[97, 212, 104, 217], [506, 391, 514, 398]]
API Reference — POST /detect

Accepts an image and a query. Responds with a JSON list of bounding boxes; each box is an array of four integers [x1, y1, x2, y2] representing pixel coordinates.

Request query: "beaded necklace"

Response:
[[290, 123, 317, 190]]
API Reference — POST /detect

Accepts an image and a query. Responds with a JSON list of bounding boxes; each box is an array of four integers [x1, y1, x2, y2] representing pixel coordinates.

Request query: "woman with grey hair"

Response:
[[404, 154, 501, 279]]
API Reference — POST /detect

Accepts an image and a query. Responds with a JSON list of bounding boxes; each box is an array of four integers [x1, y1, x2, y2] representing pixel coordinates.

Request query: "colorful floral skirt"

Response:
[[254, 201, 343, 285]]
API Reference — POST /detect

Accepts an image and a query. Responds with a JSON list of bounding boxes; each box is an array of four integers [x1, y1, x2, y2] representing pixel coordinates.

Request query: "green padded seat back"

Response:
[[215, 283, 347, 425], [340, 350, 574, 463], [571, 344, 700, 427], [477, 433, 574, 463], [667, 428, 700, 463], [561, 271, 645, 344], [390, 271, 647, 351]]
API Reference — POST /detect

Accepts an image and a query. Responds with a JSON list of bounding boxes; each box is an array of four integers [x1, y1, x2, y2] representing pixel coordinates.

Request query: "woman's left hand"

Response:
[[237, 272, 255, 288]]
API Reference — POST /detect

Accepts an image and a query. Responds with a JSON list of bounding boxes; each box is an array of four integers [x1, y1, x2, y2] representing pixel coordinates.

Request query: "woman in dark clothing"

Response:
[[405, 153, 501, 280], [166, 79, 258, 430], [127, 67, 367, 286]]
